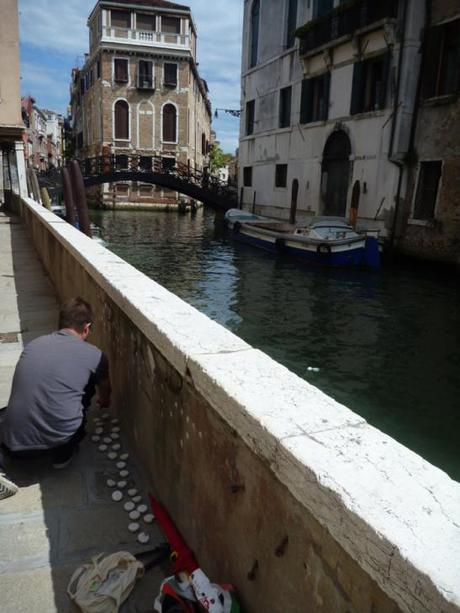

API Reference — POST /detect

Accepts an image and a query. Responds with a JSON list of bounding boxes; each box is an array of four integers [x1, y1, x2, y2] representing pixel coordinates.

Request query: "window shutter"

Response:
[[115, 59, 128, 82], [164, 63, 177, 86], [350, 61, 365, 115], [163, 104, 176, 142], [379, 51, 391, 110], [115, 101, 129, 139], [322, 73, 331, 121], [300, 79, 313, 124], [137, 13, 155, 31], [422, 27, 442, 99]]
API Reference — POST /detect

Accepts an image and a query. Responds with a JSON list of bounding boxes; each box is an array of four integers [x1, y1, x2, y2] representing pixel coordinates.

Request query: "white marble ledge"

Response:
[[279, 426, 460, 610], [23, 200, 251, 373]]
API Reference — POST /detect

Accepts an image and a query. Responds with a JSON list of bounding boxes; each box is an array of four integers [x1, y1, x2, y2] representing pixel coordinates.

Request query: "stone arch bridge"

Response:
[[37, 155, 238, 211]]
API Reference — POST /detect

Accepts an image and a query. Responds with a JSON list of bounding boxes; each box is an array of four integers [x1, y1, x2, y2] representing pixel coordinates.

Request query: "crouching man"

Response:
[[0, 297, 111, 500]]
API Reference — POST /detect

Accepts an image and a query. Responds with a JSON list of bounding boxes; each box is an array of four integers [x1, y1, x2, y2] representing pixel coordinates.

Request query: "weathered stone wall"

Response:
[[19, 197, 460, 613], [399, 98, 460, 264]]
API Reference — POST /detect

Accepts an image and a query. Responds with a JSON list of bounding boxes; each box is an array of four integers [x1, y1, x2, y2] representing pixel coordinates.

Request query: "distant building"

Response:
[[69, 0, 212, 208], [44, 109, 65, 168], [21, 98, 64, 171], [239, 0, 460, 263], [0, 0, 27, 207]]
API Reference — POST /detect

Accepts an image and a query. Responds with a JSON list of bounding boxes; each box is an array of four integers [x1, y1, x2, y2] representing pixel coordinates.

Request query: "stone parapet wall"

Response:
[[19, 197, 460, 613]]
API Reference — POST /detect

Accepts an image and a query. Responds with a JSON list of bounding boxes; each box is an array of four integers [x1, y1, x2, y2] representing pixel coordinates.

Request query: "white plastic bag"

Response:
[[67, 551, 144, 613]]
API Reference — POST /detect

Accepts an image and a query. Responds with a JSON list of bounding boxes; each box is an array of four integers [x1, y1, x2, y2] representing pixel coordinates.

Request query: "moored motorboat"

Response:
[[224, 209, 380, 269]]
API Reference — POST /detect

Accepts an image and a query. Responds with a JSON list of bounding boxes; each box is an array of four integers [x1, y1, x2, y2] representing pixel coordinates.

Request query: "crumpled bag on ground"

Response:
[[67, 551, 144, 613]]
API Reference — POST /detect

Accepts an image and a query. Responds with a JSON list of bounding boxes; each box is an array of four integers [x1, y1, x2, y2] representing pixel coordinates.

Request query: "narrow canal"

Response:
[[91, 208, 460, 481]]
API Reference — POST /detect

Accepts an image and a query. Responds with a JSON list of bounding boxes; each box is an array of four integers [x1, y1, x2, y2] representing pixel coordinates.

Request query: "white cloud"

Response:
[[18, 0, 243, 150]]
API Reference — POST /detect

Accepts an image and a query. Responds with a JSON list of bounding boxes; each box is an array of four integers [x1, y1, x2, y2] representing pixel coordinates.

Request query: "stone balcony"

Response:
[[100, 27, 191, 51]]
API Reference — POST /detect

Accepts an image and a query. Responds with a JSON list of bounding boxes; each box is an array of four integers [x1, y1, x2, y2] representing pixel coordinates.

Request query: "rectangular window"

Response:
[[350, 53, 390, 115], [115, 155, 129, 169], [89, 69, 94, 87], [162, 16, 180, 34], [279, 86, 292, 128], [313, 0, 333, 18], [139, 184, 153, 195], [111, 10, 131, 29], [96, 59, 101, 79], [413, 161, 442, 221], [422, 20, 460, 98], [162, 157, 176, 172], [140, 157, 152, 171], [243, 166, 252, 187], [116, 183, 129, 194], [164, 63, 178, 87], [286, 0, 298, 49], [275, 164, 288, 188], [300, 73, 330, 123], [114, 58, 129, 83], [136, 13, 156, 31], [80, 78, 85, 95], [246, 100, 255, 135], [138, 60, 154, 89]]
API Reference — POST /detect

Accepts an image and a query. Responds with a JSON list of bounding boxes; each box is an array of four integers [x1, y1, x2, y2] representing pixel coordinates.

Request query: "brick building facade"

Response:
[[396, 0, 460, 264], [70, 0, 212, 208]]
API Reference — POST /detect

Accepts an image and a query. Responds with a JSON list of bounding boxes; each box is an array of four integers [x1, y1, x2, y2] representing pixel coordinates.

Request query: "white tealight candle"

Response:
[[138, 532, 150, 544], [128, 522, 140, 533]]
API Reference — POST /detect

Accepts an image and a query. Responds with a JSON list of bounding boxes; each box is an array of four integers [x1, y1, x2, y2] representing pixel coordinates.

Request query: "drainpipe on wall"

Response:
[[388, 0, 408, 249]]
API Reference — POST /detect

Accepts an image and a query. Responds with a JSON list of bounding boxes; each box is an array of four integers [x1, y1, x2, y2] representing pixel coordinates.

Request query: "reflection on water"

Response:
[[92, 208, 460, 481]]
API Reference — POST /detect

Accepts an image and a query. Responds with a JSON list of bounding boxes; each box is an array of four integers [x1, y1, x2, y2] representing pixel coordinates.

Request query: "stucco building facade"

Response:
[[239, 0, 459, 263], [70, 0, 212, 208], [0, 0, 27, 207]]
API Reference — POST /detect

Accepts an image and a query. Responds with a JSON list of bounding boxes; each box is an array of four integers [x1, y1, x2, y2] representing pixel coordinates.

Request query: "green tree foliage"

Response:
[[209, 143, 232, 174]]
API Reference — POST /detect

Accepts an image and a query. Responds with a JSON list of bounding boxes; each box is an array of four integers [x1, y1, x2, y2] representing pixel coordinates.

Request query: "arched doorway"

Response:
[[321, 130, 351, 216], [290, 179, 299, 224]]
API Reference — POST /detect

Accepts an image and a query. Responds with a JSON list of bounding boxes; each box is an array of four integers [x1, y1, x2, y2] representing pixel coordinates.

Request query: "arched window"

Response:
[[114, 100, 129, 140], [162, 103, 177, 142], [250, 0, 260, 68]]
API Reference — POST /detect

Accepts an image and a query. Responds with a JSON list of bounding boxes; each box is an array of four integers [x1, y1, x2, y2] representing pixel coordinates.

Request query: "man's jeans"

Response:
[[0, 418, 87, 473]]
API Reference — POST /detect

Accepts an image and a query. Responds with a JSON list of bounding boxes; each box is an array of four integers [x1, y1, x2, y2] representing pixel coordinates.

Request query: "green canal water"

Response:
[[91, 208, 460, 482]]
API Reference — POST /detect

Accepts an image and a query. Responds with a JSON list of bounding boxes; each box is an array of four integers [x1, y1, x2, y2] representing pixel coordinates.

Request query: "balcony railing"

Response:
[[102, 26, 190, 48], [297, 0, 399, 56]]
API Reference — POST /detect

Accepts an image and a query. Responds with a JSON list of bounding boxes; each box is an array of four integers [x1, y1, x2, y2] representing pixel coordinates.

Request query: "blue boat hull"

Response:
[[232, 229, 380, 269]]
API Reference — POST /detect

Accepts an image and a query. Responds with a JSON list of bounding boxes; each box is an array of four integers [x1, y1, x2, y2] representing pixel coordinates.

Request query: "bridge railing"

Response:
[[80, 155, 237, 203], [36, 155, 238, 209]]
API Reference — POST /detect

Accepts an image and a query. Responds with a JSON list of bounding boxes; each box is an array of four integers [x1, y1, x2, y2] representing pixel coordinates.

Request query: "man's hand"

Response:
[[97, 378, 112, 409]]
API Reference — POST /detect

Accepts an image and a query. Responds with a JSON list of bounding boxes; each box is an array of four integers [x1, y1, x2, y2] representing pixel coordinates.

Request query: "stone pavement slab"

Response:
[[0, 211, 167, 612]]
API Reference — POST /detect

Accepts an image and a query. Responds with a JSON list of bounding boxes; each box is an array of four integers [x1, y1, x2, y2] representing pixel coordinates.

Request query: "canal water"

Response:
[[91, 208, 460, 481]]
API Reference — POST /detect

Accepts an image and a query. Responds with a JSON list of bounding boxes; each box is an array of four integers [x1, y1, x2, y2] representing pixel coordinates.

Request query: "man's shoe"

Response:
[[0, 472, 18, 500]]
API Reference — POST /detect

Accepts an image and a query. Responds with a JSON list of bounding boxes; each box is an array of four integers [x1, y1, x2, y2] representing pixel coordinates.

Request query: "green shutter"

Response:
[[421, 26, 442, 99], [300, 79, 313, 124], [322, 73, 331, 121], [350, 61, 365, 115]]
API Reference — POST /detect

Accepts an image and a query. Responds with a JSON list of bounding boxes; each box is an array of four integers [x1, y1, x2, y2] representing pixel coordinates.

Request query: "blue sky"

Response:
[[18, 0, 243, 153]]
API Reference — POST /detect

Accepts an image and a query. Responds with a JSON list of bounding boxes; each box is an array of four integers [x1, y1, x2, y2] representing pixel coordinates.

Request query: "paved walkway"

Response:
[[0, 211, 165, 612]]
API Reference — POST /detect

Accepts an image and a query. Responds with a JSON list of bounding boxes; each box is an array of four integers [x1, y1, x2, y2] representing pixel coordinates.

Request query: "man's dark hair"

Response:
[[59, 297, 93, 333]]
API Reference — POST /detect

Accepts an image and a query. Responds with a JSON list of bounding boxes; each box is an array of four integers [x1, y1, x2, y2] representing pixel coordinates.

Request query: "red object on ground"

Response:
[[149, 494, 199, 575]]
